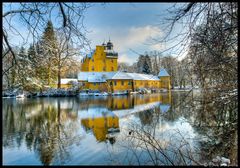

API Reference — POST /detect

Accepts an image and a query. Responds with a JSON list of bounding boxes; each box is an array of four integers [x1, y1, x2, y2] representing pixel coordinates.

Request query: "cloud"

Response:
[[116, 25, 163, 51], [118, 53, 137, 63], [87, 25, 163, 52], [149, 43, 165, 51], [86, 25, 164, 64]]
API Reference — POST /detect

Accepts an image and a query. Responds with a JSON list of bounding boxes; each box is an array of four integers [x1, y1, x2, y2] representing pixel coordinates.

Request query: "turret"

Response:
[[102, 42, 107, 50], [105, 39, 118, 58], [106, 39, 113, 50]]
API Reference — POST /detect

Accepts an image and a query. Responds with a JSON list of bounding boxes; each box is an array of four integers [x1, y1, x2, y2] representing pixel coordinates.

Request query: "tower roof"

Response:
[[107, 39, 113, 47], [158, 68, 170, 77]]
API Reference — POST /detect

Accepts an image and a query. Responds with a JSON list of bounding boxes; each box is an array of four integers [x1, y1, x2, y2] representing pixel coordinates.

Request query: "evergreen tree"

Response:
[[137, 55, 145, 73], [27, 44, 39, 81], [137, 54, 152, 74], [143, 54, 152, 74], [27, 44, 36, 64], [17, 46, 29, 88], [39, 20, 58, 86]]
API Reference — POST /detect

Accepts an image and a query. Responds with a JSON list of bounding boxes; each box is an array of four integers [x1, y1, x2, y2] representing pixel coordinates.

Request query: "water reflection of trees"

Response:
[[191, 92, 238, 165], [163, 90, 237, 165], [3, 98, 82, 165], [107, 90, 237, 165]]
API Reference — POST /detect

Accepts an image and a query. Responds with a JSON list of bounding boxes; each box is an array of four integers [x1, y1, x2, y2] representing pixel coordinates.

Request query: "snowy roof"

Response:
[[158, 68, 170, 77], [88, 74, 106, 82], [60, 78, 78, 84], [78, 71, 160, 82], [111, 71, 132, 80], [126, 73, 160, 81], [78, 72, 116, 82]]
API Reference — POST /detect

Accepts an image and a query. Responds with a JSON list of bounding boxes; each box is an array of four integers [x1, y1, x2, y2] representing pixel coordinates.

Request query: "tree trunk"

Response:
[[57, 67, 61, 89], [47, 64, 51, 86]]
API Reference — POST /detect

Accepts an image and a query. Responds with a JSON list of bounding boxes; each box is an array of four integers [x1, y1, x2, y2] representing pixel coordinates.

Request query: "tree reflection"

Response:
[[3, 98, 82, 165], [105, 90, 237, 165], [190, 92, 238, 165]]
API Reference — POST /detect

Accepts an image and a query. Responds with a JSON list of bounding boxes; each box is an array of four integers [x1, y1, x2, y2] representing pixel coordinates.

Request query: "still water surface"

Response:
[[2, 91, 237, 165]]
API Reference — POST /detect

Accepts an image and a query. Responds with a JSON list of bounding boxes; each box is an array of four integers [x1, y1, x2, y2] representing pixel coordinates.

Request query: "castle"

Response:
[[77, 40, 171, 93]]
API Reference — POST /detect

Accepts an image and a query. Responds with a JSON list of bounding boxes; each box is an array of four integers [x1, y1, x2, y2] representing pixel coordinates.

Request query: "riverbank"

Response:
[[2, 88, 170, 98]]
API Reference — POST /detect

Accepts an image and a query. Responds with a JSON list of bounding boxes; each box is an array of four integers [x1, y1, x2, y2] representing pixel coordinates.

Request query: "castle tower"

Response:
[[80, 39, 118, 72]]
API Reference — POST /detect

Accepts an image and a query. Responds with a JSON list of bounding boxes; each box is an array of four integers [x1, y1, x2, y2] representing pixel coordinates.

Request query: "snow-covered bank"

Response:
[[207, 156, 231, 166], [37, 88, 77, 97], [3, 87, 173, 98], [2, 89, 27, 98], [79, 92, 109, 97], [2, 88, 78, 98], [172, 86, 200, 91], [112, 91, 128, 96]]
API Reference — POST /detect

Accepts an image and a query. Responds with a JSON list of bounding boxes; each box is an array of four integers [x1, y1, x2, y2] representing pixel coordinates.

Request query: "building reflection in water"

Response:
[[79, 92, 172, 143], [81, 109, 119, 143]]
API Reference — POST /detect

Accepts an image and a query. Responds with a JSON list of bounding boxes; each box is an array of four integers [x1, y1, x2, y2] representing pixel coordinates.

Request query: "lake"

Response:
[[2, 91, 238, 165]]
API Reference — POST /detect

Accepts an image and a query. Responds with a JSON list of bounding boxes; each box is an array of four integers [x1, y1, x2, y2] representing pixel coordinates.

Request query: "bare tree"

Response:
[[2, 3, 92, 86], [54, 30, 81, 88]]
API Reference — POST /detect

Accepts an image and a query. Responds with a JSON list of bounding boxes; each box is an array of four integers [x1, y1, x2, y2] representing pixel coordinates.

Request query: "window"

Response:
[[114, 81, 117, 86], [103, 59, 106, 63], [128, 81, 131, 85], [103, 67, 106, 71], [110, 81, 112, 85], [111, 67, 114, 71], [121, 81, 124, 86], [94, 83, 96, 86], [92, 58, 94, 62], [111, 59, 113, 63], [82, 83, 85, 86], [92, 66, 94, 71]]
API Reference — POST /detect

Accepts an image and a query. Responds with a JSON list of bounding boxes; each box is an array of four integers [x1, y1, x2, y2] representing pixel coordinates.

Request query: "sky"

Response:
[[83, 3, 180, 64], [3, 3, 188, 65]]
